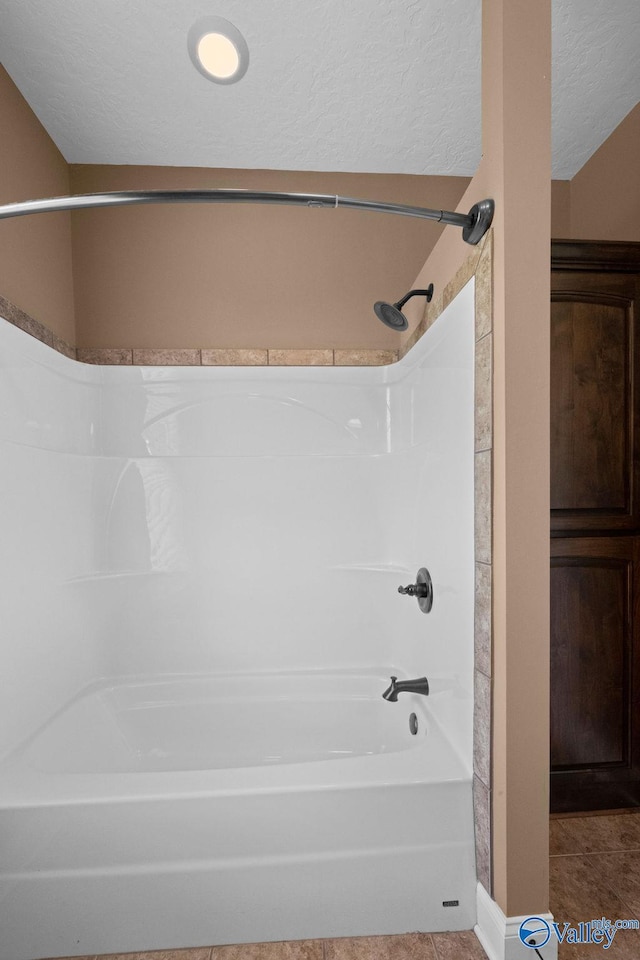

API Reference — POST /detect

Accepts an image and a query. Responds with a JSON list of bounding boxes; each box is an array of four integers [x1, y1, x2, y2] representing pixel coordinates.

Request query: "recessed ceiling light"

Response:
[[188, 16, 249, 85]]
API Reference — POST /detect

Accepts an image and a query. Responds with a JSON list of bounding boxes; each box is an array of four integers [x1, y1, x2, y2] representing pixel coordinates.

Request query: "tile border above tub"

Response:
[[0, 299, 400, 367], [77, 347, 400, 367]]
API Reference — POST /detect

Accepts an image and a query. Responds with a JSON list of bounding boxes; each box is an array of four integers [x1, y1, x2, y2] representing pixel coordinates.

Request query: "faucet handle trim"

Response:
[[397, 567, 433, 614]]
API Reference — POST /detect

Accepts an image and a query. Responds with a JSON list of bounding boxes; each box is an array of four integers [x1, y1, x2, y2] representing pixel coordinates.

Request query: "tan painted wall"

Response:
[[551, 180, 571, 237], [406, 0, 551, 918], [567, 102, 640, 242], [70, 165, 469, 350], [0, 66, 75, 344]]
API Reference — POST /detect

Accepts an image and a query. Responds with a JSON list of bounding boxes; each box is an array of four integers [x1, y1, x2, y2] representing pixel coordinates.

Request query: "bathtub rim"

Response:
[[0, 668, 472, 809]]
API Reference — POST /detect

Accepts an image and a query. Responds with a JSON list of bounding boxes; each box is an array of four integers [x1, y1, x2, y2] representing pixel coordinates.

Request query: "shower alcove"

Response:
[[0, 280, 476, 960]]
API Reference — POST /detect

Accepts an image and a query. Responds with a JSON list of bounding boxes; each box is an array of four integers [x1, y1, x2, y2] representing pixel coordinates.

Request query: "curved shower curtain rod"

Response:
[[0, 190, 494, 245]]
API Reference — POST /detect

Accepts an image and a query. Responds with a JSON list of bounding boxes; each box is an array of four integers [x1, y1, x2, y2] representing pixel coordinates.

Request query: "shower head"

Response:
[[374, 301, 410, 331], [374, 285, 434, 330]]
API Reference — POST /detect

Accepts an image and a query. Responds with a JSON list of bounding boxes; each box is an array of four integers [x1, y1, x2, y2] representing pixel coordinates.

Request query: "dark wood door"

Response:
[[550, 241, 640, 813]]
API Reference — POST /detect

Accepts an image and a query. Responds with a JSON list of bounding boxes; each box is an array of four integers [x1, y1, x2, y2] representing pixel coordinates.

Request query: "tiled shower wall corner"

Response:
[[0, 234, 493, 895], [401, 233, 494, 896], [472, 238, 493, 893]]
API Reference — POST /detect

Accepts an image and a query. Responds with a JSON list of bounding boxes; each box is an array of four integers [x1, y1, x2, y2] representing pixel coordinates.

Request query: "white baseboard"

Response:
[[475, 882, 558, 960]]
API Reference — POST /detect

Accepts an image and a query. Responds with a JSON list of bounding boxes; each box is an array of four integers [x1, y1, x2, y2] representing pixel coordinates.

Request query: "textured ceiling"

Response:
[[552, 0, 640, 177], [0, 0, 638, 179]]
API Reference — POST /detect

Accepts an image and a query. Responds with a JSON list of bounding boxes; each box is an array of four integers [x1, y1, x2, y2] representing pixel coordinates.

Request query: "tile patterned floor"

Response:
[[41, 930, 489, 960], [550, 811, 640, 958]]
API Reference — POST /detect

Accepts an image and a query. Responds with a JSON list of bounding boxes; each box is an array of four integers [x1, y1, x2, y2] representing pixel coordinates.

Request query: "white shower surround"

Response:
[[0, 281, 475, 959]]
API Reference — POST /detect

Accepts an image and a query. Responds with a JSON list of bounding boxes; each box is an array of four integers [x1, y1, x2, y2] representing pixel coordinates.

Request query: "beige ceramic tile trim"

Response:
[[475, 333, 492, 453], [202, 348, 268, 366], [474, 449, 492, 565], [267, 349, 398, 366], [0, 299, 400, 367], [334, 349, 398, 366], [473, 774, 492, 893], [0, 293, 55, 350], [268, 349, 334, 366], [77, 347, 133, 365], [132, 348, 201, 366], [475, 232, 493, 342], [473, 233, 493, 898], [52, 335, 77, 359], [77, 348, 399, 367], [474, 669, 492, 789], [475, 561, 492, 679]]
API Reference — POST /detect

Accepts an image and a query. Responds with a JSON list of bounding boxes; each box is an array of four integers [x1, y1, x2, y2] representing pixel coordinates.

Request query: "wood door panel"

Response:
[[550, 254, 640, 534], [550, 558, 627, 768], [551, 295, 630, 517], [550, 536, 640, 812]]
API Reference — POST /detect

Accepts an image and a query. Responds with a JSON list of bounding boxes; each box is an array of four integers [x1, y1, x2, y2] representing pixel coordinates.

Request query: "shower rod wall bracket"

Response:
[[462, 199, 495, 245], [0, 190, 494, 245]]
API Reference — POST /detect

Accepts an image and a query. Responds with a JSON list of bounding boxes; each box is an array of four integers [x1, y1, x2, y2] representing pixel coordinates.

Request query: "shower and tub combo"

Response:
[[0, 192, 481, 960]]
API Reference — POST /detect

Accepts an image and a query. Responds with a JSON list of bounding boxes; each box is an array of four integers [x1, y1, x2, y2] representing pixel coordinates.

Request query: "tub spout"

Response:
[[382, 676, 430, 701]]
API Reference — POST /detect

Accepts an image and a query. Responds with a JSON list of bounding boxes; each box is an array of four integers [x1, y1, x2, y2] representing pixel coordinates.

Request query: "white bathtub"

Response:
[[0, 283, 476, 959], [0, 670, 475, 960]]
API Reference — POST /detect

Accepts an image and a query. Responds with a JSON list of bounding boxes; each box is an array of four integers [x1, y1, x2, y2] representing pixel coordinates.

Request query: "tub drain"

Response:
[[409, 712, 418, 735]]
